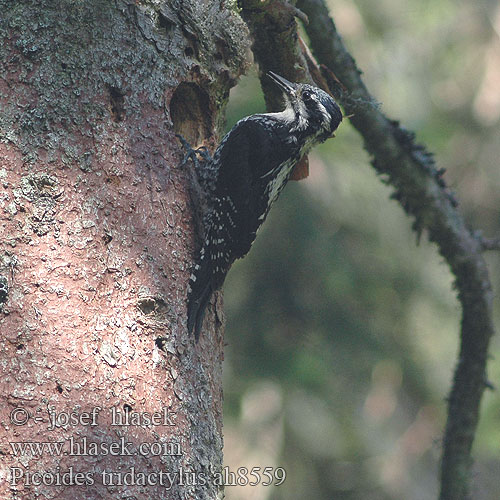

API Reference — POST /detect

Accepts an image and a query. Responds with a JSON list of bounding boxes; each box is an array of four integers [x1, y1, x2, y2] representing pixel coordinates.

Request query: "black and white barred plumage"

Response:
[[187, 72, 343, 339]]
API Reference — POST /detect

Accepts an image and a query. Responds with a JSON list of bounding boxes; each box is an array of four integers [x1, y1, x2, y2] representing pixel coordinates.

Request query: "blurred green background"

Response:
[[221, 0, 500, 499]]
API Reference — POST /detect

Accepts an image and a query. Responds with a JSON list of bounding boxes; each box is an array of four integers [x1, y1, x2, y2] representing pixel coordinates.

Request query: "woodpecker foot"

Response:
[[175, 134, 213, 239], [176, 134, 212, 169]]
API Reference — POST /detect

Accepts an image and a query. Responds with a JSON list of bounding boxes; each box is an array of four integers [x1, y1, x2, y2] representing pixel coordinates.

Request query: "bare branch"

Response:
[[240, 0, 496, 498], [238, 0, 314, 111], [296, 2, 495, 498]]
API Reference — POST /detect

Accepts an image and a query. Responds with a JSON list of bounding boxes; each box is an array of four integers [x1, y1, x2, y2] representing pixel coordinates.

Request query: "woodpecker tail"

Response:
[[187, 284, 212, 341], [187, 252, 214, 341], [187, 205, 234, 340]]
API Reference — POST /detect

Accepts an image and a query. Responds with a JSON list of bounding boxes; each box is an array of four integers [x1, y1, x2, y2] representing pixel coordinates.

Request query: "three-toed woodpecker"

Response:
[[187, 72, 343, 339]]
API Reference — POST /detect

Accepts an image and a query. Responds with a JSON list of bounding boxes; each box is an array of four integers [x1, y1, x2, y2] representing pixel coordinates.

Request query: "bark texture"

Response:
[[0, 1, 249, 499]]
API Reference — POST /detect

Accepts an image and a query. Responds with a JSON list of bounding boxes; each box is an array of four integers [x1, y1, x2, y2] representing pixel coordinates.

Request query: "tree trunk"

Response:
[[0, 2, 249, 499]]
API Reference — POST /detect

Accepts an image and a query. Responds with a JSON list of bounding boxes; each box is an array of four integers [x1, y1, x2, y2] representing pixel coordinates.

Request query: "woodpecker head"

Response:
[[268, 71, 342, 136]]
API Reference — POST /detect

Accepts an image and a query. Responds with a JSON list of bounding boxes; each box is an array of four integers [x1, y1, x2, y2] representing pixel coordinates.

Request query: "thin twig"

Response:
[[480, 236, 500, 251]]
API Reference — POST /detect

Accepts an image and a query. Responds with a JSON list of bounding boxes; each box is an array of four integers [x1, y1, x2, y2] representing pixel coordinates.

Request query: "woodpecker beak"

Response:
[[267, 71, 296, 96]]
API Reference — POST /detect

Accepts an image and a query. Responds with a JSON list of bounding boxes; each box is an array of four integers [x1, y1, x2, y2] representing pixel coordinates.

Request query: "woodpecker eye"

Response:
[[302, 90, 313, 101]]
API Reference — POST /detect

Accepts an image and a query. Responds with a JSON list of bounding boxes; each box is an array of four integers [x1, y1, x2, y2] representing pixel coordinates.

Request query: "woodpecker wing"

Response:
[[216, 115, 292, 257], [187, 115, 293, 339]]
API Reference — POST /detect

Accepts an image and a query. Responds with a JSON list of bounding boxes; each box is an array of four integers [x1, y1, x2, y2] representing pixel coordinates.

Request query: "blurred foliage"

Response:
[[221, 1, 500, 499]]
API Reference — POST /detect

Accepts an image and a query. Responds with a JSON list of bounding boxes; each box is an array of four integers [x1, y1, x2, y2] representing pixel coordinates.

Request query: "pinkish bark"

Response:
[[0, 1, 249, 499]]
